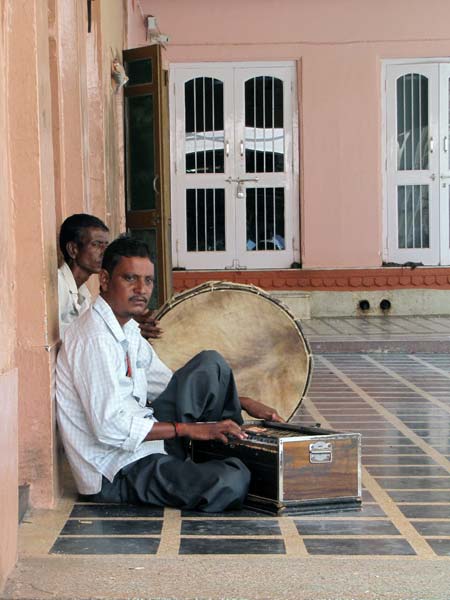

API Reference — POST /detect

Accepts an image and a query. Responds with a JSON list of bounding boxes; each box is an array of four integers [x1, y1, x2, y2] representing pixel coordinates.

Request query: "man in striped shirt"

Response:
[[56, 235, 283, 511]]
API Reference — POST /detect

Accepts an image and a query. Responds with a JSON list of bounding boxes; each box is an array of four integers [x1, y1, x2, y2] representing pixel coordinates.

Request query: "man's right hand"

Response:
[[178, 420, 247, 444], [135, 309, 163, 340]]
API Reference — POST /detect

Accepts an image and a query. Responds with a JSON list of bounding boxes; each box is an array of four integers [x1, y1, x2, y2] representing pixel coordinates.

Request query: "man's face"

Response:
[[99, 256, 154, 325], [70, 227, 110, 275]]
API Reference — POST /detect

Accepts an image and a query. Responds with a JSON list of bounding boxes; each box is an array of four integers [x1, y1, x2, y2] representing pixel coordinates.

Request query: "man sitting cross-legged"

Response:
[[56, 235, 283, 512]]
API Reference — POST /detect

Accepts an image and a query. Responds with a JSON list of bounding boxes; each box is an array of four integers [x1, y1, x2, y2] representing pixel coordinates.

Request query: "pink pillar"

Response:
[[0, 0, 18, 588], [9, 0, 59, 508]]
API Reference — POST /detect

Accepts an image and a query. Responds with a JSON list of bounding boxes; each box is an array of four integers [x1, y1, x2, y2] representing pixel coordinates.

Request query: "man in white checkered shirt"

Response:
[[56, 236, 283, 512]]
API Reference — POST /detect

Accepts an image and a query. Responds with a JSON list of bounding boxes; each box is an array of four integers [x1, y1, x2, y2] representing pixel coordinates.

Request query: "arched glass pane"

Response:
[[397, 74, 428, 171], [245, 76, 284, 173], [185, 78, 224, 174]]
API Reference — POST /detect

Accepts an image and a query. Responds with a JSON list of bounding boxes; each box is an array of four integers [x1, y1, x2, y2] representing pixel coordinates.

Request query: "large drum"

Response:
[[152, 281, 312, 422]]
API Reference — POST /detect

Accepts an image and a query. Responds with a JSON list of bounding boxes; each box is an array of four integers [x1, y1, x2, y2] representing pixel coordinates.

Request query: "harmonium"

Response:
[[192, 421, 361, 515], [152, 281, 362, 515]]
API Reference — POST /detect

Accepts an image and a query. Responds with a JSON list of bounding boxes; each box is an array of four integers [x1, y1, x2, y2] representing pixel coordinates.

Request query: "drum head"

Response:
[[152, 282, 312, 422]]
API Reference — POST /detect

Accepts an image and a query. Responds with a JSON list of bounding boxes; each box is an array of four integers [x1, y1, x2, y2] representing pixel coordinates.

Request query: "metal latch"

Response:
[[309, 441, 332, 464]]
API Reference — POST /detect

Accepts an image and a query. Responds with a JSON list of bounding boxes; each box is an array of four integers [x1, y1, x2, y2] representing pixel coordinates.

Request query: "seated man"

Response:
[[56, 236, 283, 512], [58, 213, 161, 340], [58, 214, 110, 338]]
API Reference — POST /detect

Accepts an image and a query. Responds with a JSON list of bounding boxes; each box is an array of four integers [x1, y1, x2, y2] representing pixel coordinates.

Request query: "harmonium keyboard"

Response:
[[191, 421, 362, 515]]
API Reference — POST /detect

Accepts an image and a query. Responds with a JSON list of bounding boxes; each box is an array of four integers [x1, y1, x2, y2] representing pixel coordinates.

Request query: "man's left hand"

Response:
[[239, 396, 285, 423], [135, 310, 163, 340]]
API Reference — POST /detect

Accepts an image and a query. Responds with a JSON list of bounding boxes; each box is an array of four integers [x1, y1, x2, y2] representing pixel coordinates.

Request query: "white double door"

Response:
[[170, 62, 298, 270], [386, 62, 450, 265]]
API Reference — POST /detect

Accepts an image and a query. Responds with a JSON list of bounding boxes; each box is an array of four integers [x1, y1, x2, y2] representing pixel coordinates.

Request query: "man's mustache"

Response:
[[129, 295, 148, 303]]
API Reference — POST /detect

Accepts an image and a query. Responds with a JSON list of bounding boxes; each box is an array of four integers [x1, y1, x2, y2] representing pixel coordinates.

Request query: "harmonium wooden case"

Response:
[[152, 281, 362, 515], [192, 421, 361, 515]]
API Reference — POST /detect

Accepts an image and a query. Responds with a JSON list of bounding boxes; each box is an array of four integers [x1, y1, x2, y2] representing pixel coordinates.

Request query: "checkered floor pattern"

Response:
[[48, 353, 450, 559]]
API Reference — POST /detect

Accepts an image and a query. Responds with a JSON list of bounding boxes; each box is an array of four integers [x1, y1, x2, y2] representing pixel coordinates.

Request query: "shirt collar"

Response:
[[60, 262, 79, 295], [60, 261, 91, 301], [93, 296, 140, 343]]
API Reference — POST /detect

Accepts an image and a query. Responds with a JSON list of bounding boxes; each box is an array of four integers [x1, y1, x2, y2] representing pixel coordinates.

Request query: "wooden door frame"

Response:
[[123, 45, 172, 306]]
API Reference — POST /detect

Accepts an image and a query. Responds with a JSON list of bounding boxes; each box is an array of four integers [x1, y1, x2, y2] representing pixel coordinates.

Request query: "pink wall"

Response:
[[1, 0, 127, 589], [0, 0, 18, 588], [128, 0, 450, 268], [0, 372, 18, 590], [130, 0, 450, 48]]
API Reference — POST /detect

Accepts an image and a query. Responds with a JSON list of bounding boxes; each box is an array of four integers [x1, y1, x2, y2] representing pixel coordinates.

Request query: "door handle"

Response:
[[240, 140, 244, 157], [225, 176, 259, 199], [237, 177, 259, 183], [440, 175, 450, 179], [225, 140, 230, 157], [430, 137, 434, 153], [153, 175, 160, 194], [225, 176, 259, 184], [444, 136, 448, 153]]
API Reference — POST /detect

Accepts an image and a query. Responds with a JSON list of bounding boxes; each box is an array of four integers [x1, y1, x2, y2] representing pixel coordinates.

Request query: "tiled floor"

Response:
[[304, 315, 450, 352], [44, 352, 450, 561], [303, 315, 450, 339]]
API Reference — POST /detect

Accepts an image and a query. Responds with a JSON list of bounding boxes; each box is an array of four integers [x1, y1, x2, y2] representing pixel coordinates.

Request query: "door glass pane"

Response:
[[185, 78, 224, 174], [186, 189, 225, 251], [126, 59, 153, 85], [128, 228, 159, 309], [448, 77, 450, 171], [126, 95, 155, 210], [397, 185, 429, 248], [246, 187, 285, 251], [397, 74, 428, 171], [245, 77, 284, 173], [448, 189, 450, 248]]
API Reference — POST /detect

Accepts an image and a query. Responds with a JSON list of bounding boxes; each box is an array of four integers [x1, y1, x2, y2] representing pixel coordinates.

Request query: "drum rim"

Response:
[[154, 280, 313, 421]]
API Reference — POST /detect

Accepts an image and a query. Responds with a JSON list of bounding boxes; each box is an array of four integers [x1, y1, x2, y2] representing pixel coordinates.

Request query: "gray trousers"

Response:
[[82, 351, 250, 512]]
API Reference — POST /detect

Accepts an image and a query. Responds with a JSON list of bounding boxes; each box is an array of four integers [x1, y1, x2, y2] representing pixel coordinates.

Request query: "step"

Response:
[[310, 339, 450, 353], [270, 291, 310, 320]]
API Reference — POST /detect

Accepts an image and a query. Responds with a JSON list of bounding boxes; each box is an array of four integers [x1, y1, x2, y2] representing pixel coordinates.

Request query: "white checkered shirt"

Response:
[[58, 262, 92, 339], [56, 295, 173, 494]]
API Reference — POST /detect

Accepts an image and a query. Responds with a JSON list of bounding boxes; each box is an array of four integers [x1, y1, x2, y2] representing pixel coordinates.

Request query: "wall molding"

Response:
[[173, 267, 450, 293]]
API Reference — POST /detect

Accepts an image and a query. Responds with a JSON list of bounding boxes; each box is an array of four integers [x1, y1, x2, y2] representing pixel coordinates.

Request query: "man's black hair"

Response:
[[59, 213, 109, 262], [102, 235, 152, 276]]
